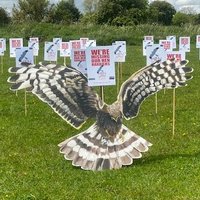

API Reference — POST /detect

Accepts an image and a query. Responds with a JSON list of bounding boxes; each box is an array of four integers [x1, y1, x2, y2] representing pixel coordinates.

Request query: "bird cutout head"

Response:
[[8, 59, 193, 170]]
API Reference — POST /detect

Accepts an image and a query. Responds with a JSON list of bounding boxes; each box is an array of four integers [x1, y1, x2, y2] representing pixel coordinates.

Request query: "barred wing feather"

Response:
[[118, 59, 193, 119], [8, 62, 100, 129]]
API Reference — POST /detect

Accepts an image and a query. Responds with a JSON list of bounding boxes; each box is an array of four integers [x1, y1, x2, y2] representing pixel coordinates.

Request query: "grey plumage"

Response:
[[8, 59, 193, 171]]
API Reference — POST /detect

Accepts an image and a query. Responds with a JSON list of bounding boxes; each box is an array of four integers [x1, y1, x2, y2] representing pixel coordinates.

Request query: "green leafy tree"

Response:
[[148, 1, 176, 25], [172, 12, 191, 26], [95, 0, 148, 25], [194, 14, 200, 24], [0, 7, 10, 25], [51, 0, 81, 24], [12, 0, 51, 22]]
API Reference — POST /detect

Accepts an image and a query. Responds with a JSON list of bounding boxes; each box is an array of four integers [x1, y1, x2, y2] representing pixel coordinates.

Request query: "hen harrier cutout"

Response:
[[8, 59, 193, 170]]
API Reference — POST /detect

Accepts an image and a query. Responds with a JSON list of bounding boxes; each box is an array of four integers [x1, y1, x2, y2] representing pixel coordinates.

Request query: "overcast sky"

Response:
[[1, 0, 200, 14]]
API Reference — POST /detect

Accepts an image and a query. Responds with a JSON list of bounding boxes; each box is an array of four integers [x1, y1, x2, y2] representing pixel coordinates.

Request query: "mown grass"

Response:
[[0, 37, 200, 199]]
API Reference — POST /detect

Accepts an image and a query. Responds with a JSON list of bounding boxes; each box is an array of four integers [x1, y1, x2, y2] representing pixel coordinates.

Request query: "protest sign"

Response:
[[9, 38, 23, 57], [0, 40, 5, 56], [143, 40, 154, 56], [80, 38, 89, 49], [144, 36, 154, 42], [146, 44, 166, 65], [70, 40, 81, 50], [16, 47, 34, 67], [166, 36, 176, 49], [86, 46, 115, 86], [196, 35, 200, 48], [60, 42, 71, 57], [159, 40, 173, 52], [71, 49, 87, 75], [166, 51, 185, 61], [28, 37, 39, 56], [179, 37, 190, 52], [0, 38, 6, 52], [53, 38, 62, 51], [44, 42, 57, 62], [85, 40, 96, 48], [113, 41, 126, 62]]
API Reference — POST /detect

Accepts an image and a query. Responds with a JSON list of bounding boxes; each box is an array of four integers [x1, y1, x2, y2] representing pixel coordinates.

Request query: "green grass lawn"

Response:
[[1, 44, 200, 200]]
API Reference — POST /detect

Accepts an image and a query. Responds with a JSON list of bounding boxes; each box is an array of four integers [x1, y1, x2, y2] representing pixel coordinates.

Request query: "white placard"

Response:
[[85, 40, 96, 48], [44, 42, 57, 62], [16, 47, 34, 68], [113, 41, 126, 62], [80, 38, 89, 49], [196, 35, 200, 48], [146, 44, 166, 65], [53, 38, 62, 51], [29, 37, 39, 50], [143, 40, 154, 56], [28, 38, 39, 56], [9, 38, 23, 57], [60, 42, 71, 57], [71, 49, 87, 75], [159, 40, 173, 52], [0, 40, 4, 56], [0, 38, 6, 51], [144, 36, 154, 42], [166, 51, 185, 61], [179, 37, 190, 52], [70, 40, 81, 50], [166, 36, 176, 49], [86, 46, 115, 86]]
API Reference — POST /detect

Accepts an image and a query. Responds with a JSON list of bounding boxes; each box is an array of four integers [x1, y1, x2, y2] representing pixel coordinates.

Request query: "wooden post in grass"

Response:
[[120, 62, 123, 83], [100, 86, 104, 102], [117, 62, 120, 93], [64, 57, 66, 66], [172, 88, 176, 137], [155, 93, 158, 114], [1, 56, 3, 74], [25, 90, 27, 116], [199, 48, 200, 61]]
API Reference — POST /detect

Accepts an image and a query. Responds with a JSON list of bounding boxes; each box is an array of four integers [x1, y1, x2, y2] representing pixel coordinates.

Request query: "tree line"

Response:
[[0, 0, 199, 26]]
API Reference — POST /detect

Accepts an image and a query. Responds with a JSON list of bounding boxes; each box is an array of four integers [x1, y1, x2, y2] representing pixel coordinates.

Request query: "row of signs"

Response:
[[1, 35, 199, 87], [3, 37, 126, 87], [143, 35, 200, 65]]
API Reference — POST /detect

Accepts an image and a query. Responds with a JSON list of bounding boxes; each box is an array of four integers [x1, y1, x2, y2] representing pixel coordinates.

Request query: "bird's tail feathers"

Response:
[[58, 123, 152, 171]]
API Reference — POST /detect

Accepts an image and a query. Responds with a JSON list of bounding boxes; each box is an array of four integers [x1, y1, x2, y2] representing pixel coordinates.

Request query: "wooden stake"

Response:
[[1, 56, 3, 74], [117, 62, 120, 93], [155, 93, 158, 114], [25, 90, 27, 116], [199, 48, 200, 61], [100, 86, 104, 102], [172, 88, 176, 137], [120, 62, 123, 83], [64, 57, 66, 66]]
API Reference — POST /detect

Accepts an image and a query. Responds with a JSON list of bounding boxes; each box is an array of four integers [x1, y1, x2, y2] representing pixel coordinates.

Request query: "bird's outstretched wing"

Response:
[[8, 62, 101, 129], [117, 59, 193, 120]]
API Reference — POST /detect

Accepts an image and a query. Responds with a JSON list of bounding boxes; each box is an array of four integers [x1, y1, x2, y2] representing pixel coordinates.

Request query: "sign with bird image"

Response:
[[146, 44, 166, 65], [44, 42, 58, 62], [15, 47, 34, 67]]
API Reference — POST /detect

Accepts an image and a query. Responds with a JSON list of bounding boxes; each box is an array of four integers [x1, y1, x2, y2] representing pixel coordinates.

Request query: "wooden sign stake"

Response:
[[1, 56, 3, 74], [172, 88, 176, 137]]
